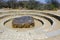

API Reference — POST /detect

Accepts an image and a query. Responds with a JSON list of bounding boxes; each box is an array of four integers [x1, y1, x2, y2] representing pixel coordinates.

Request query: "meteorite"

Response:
[[12, 16, 35, 28]]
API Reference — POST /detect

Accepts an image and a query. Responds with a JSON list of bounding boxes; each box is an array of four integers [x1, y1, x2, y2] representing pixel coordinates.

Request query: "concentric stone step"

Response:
[[0, 10, 60, 40]]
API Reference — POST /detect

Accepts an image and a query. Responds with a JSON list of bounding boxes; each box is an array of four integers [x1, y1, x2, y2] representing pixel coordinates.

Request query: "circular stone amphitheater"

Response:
[[0, 10, 60, 40]]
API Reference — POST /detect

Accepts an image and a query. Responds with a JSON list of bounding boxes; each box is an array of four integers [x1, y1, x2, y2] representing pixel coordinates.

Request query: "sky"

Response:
[[18, 0, 60, 3], [36, 0, 60, 3], [36, 0, 46, 3], [3, 0, 60, 3]]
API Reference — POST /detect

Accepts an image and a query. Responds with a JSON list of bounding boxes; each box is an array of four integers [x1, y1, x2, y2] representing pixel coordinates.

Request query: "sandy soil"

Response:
[[0, 9, 60, 40]]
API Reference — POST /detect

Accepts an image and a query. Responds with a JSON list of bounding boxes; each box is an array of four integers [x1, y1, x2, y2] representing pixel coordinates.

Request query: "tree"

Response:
[[0, 0, 4, 8], [25, 0, 39, 9], [7, 0, 18, 9], [45, 0, 58, 10]]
